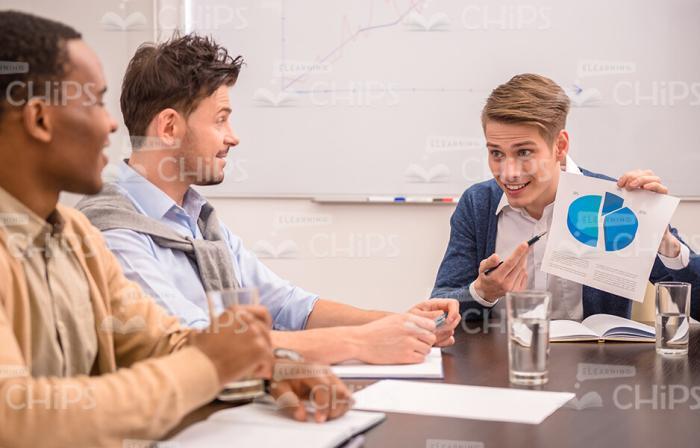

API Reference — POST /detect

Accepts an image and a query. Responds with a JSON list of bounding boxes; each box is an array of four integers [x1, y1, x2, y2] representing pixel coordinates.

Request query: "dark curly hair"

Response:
[[120, 33, 243, 145], [0, 11, 82, 122]]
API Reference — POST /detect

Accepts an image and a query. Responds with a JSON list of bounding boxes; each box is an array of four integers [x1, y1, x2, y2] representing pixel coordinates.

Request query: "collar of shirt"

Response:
[[0, 185, 65, 254], [495, 154, 582, 216], [113, 160, 208, 237]]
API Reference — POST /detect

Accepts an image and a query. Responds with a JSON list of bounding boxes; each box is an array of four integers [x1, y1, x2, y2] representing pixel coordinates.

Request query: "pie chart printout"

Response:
[[566, 192, 639, 252]]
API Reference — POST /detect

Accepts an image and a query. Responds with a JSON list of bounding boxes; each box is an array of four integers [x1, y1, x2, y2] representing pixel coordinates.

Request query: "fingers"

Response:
[[511, 268, 528, 292], [404, 350, 428, 364], [237, 305, 273, 328], [423, 299, 460, 325], [618, 169, 654, 188], [618, 170, 668, 194], [327, 381, 353, 420], [443, 299, 460, 322], [252, 354, 275, 379], [501, 250, 528, 290], [236, 311, 273, 345], [308, 374, 352, 422], [310, 381, 331, 423], [404, 313, 437, 333], [518, 270, 529, 290], [435, 335, 455, 347], [414, 328, 437, 346], [410, 309, 443, 320], [410, 335, 433, 355], [628, 175, 661, 188], [478, 253, 502, 274], [642, 182, 668, 194], [434, 328, 455, 347], [270, 380, 307, 422], [499, 242, 529, 277]]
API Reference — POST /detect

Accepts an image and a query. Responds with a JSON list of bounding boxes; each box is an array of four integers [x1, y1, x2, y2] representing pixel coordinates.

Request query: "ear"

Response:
[[554, 129, 569, 162], [154, 108, 184, 148], [22, 98, 53, 143]]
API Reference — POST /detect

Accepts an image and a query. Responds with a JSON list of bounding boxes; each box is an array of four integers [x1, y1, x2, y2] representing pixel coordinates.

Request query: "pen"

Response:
[[483, 231, 548, 276], [435, 312, 448, 328]]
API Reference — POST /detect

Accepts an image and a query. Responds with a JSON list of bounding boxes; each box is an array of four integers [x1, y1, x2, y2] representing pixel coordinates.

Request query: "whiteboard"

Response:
[[187, 0, 700, 198]]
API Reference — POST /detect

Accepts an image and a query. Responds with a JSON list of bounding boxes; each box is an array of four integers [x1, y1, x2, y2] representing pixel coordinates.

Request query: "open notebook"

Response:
[[169, 402, 385, 448], [550, 314, 655, 342]]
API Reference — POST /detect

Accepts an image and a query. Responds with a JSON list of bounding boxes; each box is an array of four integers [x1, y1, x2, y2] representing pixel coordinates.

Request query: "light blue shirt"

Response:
[[101, 161, 319, 330]]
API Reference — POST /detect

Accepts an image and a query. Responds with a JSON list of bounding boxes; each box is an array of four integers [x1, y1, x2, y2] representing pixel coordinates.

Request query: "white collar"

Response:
[[495, 154, 581, 215]]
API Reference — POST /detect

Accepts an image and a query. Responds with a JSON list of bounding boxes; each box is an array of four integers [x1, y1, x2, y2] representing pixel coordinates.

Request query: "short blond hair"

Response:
[[481, 73, 570, 144]]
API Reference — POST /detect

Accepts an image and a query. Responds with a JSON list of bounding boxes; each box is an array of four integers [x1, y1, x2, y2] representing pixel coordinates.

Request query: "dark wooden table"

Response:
[[170, 320, 700, 448]]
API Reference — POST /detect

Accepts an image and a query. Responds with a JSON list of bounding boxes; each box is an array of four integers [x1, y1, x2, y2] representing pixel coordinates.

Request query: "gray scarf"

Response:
[[77, 183, 239, 292]]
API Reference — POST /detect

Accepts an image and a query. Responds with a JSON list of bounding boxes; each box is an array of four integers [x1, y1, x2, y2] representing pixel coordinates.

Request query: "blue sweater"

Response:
[[432, 168, 700, 320]]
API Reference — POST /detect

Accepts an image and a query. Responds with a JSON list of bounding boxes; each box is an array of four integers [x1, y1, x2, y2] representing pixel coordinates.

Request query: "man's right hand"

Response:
[[351, 313, 437, 364], [473, 241, 530, 302], [191, 305, 275, 386]]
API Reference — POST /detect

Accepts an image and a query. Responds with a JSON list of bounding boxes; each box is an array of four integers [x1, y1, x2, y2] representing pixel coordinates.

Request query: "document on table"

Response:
[[331, 347, 443, 379], [169, 402, 385, 448], [352, 380, 574, 425], [542, 172, 679, 302]]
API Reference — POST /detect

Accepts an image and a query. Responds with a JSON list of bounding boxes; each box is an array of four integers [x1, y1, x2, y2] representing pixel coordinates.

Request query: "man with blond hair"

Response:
[[432, 73, 699, 321]]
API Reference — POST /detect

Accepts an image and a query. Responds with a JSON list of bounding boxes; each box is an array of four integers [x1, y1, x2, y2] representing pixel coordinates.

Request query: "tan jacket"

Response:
[[0, 205, 220, 448]]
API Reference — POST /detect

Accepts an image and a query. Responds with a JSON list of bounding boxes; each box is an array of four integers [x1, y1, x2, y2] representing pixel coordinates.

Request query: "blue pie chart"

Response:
[[566, 192, 638, 251]]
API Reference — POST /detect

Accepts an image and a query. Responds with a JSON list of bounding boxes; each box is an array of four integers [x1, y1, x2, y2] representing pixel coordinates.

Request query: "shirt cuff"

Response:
[[469, 281, 499, 308], [658, 243, 691, 271]]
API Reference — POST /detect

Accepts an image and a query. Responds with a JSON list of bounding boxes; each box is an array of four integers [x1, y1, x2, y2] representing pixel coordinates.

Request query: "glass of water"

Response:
[[655, 282, 691, 356], [207, 287, 267, 402], [506, 290, 552, 386]]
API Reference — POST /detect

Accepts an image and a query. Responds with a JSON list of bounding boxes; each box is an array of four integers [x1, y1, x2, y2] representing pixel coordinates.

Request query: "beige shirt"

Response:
[[0, 187, 98, 377], [0, 187, 220, 448]]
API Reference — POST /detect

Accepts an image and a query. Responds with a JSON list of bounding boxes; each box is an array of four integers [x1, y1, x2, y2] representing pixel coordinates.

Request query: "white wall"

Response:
[[7, 1, 700, 312], [209, 197, 700, 312]]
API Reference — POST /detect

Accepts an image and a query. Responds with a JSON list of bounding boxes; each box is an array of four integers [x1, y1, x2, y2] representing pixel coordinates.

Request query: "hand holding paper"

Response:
[[541, 172, 680, 302], [617, 169, 682, 258]]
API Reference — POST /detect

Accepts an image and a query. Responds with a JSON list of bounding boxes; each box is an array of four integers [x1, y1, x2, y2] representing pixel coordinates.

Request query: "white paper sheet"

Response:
[[169, 402, 385, 448], [332, 347, 443, 379], [352, 380, 574, 425], [542, 172, 679, 302]]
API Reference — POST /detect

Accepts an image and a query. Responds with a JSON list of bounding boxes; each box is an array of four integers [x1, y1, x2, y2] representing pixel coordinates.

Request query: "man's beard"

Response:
[[183, 155, 225, 186]]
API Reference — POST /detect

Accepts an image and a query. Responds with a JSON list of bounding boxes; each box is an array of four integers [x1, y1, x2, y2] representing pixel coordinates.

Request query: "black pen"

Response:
[[483, 231, 548, 276], [435, 312, 448, 328]]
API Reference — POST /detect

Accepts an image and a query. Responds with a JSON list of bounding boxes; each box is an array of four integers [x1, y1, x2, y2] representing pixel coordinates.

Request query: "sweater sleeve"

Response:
[[431, 191, 494, 320]]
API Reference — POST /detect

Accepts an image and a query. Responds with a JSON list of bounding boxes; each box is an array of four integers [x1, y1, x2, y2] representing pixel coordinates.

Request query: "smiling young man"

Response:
[[0, 12, 350, 447], [432, 73, 699, 321], [77, 34, 460, 365]]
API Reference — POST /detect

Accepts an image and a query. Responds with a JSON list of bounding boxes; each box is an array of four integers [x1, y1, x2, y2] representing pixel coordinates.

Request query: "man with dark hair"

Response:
[[78, 33, 461, 364], [432, 73, 699, 321], [0, 11, 350, 447]]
